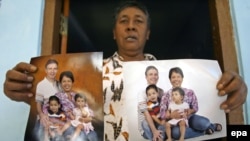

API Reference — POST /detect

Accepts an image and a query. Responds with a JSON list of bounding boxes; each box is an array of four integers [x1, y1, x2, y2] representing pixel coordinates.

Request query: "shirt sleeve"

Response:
[[35, 83, 44, 103], [137, 90, 147, 113], [186, 89, 199, 112]]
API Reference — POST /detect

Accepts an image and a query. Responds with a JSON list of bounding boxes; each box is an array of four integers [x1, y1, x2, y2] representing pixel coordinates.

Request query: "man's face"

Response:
[[146, 68, 159, 85], [113, 7, 150, 56], [45, 63, 58, 80]]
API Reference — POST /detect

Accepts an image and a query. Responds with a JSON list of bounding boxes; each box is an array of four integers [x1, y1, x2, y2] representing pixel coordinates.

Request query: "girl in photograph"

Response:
[[165, 87, 189, 141], [58, 93, 97, 141], [44, 95, 66, 141]]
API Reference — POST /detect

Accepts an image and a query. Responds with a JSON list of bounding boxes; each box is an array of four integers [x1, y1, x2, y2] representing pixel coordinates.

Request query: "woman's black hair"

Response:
[[168, 67, 184, 79], [59, 71, 74, 83]]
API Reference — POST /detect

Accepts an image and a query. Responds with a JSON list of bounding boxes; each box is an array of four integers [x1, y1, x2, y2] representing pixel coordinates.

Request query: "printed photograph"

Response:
[[25, 52, 103, 141], [122, 59, 227, 141]]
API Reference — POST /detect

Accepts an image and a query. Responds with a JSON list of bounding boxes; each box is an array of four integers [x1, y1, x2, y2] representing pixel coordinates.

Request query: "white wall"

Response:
[[230, 0, 250, 124], [0, 0, 43, 140]]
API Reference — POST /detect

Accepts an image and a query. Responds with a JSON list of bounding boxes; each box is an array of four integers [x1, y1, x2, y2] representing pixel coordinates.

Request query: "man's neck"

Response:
[[118, 51, 145, 61], [46, 76, 56, 83]]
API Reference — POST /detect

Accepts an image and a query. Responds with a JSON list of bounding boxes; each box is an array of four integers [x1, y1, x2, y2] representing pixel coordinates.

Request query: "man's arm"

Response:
[[36, 102, 49, 126], [144, 111, 162, 141], [151, 115, 162, 125], [3, 62, 37, 104]]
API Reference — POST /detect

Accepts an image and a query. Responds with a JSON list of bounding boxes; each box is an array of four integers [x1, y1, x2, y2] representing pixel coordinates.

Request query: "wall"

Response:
[[230, 0, 250, 124], [0, 0, 43, 140]]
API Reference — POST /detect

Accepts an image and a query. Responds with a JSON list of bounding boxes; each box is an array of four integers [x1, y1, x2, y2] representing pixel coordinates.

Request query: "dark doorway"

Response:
[[67, 0, 214, 60]]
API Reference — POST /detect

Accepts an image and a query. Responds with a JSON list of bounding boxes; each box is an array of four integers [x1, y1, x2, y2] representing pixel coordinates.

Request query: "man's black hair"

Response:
[[113, 0, 151, 28]]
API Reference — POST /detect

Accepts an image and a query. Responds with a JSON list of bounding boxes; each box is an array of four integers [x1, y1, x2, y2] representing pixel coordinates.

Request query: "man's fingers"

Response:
[[217, 71, 242, 96], [217, 71, 235, 88], [3, 80, 33, 102], [6, 69, 34, 83], [219, 79, 242, 97], [13, 62, 37, 73], [3, 90, 32, 103], [4, 78, 33, 91], [220, 83, 247, 112]]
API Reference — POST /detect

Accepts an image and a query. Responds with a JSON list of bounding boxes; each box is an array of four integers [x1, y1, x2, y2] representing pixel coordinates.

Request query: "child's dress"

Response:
[[168, 101, 189, 126], [71, 107, 94, 134], [48, 111, 67, 129]]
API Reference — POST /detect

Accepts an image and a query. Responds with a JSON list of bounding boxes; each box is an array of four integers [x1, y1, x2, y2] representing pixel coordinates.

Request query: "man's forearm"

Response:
[[36, 102, 43, 116], [144, 111, 157, 132]]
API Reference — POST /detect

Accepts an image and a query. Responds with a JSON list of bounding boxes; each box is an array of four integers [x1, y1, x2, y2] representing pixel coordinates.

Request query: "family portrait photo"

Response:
[[25, 52, 103, 141], [123, 59, 227, 141]]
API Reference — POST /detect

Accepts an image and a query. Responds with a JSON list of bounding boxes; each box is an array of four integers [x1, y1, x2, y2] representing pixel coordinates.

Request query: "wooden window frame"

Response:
[[41, 0, 244, 124]]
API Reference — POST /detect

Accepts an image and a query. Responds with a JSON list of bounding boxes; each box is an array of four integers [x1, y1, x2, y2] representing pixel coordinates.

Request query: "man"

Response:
[[3, 1, 248, 141], [36, 59, 60, 127], [32, 59, 61, 141], [138, 66, 165, 140], [102, 1, 163, 140]]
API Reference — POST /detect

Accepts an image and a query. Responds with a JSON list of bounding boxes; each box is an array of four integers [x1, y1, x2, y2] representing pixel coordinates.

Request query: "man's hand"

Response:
[[3, 62, 37, 104], [152, 129, 163, 141], [217, 71, 248, 113], [39, 113, 49, 127]]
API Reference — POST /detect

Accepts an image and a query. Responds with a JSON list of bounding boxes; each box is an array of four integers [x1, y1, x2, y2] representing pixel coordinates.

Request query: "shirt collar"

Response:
[[112, 51, 157, 61]]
